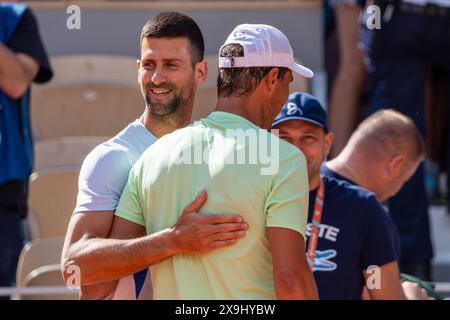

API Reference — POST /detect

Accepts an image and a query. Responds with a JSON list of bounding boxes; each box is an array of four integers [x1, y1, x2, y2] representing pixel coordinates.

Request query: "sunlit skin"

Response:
[[376, 157, 420, 202], [266, 69, 294, 128], [327, 145, 422, 203], [137, 37, 207, 137], [274, 120, 334, 191]]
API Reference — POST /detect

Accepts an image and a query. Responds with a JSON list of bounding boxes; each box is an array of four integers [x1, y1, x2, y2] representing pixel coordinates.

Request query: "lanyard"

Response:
[[306, 177, 325, 272]]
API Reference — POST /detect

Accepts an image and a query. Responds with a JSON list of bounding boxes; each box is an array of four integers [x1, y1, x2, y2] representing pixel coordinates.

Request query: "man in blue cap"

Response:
[[271, 92, 405, 299]]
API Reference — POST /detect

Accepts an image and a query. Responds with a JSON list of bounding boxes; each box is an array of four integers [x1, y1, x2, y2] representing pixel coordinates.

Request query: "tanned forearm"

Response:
[[0, 43, 36, 98], [63, 228, 177, 286], [274, 266, 318, 300]]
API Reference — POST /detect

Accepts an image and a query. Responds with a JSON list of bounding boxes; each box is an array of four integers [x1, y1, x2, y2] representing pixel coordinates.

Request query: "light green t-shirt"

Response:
[[115, 111, 309, 299]]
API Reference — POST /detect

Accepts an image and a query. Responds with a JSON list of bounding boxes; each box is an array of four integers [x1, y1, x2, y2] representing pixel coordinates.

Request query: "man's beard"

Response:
[[144, 84, 182, 117], [145, 91, 182, 117]]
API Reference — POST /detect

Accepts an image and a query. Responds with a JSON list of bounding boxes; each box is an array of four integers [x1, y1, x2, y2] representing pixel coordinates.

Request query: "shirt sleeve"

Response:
[[386, 212, 402, 262], [114, 161, 146, 227], [74, 145, 132, 213], [7, 8, 53, 83], [360, 195, 398, 270], [264, 148, 309, 239]]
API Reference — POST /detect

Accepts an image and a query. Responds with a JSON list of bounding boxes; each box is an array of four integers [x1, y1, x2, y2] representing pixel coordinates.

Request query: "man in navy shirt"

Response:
[[324, 110, 436, 299], [271, 92, 405, 299], [324, 109, 425, 261]]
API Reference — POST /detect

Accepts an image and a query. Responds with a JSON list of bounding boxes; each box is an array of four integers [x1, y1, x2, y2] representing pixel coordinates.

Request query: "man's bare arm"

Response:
[[267, 227, 318, 300], [61, 191, 248, 290], [328, 4, 366, 157], [0, 43, 39, 99]]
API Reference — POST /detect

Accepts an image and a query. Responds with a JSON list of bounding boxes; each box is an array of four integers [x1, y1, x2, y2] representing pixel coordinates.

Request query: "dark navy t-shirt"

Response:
[[307, 175, 397, 300], [321, 164, 402, 262]]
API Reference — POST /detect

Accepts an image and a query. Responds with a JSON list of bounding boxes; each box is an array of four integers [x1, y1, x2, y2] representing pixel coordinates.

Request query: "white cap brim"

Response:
[[290, 62, 314, 78]]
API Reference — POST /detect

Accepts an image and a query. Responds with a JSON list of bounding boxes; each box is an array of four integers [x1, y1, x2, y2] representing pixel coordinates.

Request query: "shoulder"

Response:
[[75, 138, 140, 212], [324, 176, 384, 212], [80, 122, 153, 180], [323, 176, 393, 239], [324, 175, 372, 198], [84, 141, 130, 169], [139, 123, 202, 159], [79, 141, 133, 186]]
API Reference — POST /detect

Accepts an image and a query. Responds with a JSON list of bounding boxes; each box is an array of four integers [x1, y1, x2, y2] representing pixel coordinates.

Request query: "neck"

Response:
[[327, 149, 377, 192], [141, 106, 191, 138], [309, 173, 321, 191], [215, 93, 269, 129]]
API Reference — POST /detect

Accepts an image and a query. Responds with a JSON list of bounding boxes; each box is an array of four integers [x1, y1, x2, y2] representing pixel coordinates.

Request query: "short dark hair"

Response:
[[140, 12, 205, 65], [217, 44, 288, 98]]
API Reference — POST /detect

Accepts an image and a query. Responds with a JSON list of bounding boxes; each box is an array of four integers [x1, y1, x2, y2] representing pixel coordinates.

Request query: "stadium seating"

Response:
[[30, 55, 144, 140], [31, 83, 144, 140], [19, 264, 77, 300], [16, 237, 64, 287], [34, 136, 108, 171], [27, 168, 79, 239], [15, 237, 78, 300]]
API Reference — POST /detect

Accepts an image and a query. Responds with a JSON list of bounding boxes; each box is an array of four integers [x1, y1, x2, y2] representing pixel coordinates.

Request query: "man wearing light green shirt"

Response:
[[111, 24, 318, 299]]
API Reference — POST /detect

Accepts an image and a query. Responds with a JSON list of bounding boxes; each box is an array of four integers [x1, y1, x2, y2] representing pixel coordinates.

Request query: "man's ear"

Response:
[[136, 59, 141, 72], [136, 59, 142, 83], [195, 60, 208, 87], [324, 132, 334, 158], [264, 68, 280, 94], [387, 154, 406, 177]]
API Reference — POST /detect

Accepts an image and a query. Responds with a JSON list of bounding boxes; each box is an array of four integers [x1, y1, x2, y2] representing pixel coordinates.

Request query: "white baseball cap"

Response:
[[219, 24, 314, 78]]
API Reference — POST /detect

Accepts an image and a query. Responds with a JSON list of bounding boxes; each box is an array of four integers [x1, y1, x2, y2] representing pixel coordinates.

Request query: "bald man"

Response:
[[325, 109, 424, 203], [324, 109, 436, 299]]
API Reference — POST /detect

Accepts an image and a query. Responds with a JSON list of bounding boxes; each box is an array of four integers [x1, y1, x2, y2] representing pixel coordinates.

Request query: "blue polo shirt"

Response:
[[307, 175, 397, 299]]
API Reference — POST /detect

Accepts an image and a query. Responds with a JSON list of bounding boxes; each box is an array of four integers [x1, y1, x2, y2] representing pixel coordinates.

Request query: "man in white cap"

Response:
[[103, 24, 318, 299]]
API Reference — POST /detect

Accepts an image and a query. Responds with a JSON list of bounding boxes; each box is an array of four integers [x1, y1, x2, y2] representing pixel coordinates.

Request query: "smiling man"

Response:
[[61, 12, 249, 300]]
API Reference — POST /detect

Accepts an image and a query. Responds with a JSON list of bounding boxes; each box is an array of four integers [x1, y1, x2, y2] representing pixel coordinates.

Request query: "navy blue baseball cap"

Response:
[[271, 92, 328, 132]]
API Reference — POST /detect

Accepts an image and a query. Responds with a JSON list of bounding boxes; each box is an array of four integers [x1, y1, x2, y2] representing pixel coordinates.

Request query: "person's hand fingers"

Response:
[[207, 230, 246, 242], [182, 190, 207, 214], [206, 239, 238, 250], [199, 213, 244, 224], [203, 223, 249, 235]]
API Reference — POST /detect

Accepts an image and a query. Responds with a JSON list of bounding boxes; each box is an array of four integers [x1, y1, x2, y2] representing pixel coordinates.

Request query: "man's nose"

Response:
[[151, 66, 166, 86]]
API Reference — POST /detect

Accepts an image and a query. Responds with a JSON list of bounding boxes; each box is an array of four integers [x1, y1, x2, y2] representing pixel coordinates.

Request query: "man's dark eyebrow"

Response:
[[162, 58, 183, 63], [140, 56, 183, 63]]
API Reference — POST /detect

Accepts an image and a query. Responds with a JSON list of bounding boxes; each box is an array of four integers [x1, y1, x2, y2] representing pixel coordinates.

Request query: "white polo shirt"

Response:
[[75, 119, 157, 214]]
